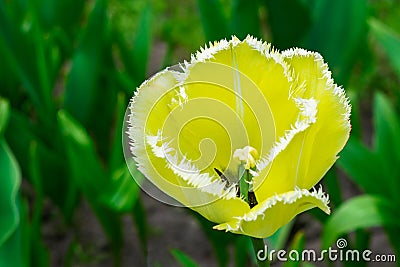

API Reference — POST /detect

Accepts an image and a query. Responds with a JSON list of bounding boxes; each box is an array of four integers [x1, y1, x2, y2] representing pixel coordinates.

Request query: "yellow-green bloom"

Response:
[[127, 36, 351, 238]]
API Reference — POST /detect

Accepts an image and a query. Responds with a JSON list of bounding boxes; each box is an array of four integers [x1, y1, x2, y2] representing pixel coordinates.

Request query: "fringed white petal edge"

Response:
[[256, 47, 351, 172], [244, 35, 293, 82], [145, 132, 238, 199], [214, 186, 330, 232], [282, 47, 351, 128], [256, 97, 319, 171], [174, 35, 294, 84]]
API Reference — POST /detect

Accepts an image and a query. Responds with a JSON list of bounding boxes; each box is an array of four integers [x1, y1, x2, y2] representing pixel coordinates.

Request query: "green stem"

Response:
[[238, 164, 269, 266], [239, 164, 249, 201], [251, 237, 270, 267]]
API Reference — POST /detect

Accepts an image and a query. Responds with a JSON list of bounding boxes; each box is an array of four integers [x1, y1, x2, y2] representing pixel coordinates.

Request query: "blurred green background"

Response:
[[1, 0, 400, 266]]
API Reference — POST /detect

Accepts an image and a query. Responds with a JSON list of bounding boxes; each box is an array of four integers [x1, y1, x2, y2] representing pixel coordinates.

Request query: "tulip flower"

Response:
[[126, 36, 351, 240]]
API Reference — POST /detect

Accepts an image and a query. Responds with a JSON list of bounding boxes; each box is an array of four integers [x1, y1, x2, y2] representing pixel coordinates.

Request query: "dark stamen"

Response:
[[213, 168, 223, 177], [214, 168, 241, 197], [236, 185, 240, 198], [248, 191, 258, 208]]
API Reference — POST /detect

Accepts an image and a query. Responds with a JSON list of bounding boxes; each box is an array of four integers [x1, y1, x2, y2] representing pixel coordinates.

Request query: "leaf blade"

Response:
[[171, 249, 200, 267], [265, 0, 311, 49], [369, 18, 400, 79], [57, 110, 123, 252], [337, 138, 388, 197], [322, 195, 400, 249], [197, 0, 230, 41], [0, 140, 21, 246], [302, 0, 368, 85], [0, 98, 10, 136], [231, 0, 260, 39], [63, 0, 107, 124]]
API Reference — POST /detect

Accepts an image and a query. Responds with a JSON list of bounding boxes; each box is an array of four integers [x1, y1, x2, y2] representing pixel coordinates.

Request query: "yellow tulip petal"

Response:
[[206, 37, 299, 144], [281, 49, 351, 189], [181, 42, 278, 172], [214, 187, 330, 238], [253, 96, 318, 200], [144, 139, 251, 223], [253, 49, 350, 201], [128, 61, 251, 223], [129, 71, 217, 189]]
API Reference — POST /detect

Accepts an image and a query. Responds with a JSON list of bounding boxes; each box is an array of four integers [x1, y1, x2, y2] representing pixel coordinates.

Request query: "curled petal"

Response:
[[254, 49, 351, 202], [214, 187, 330, 238], [281, 50, 351, 189]]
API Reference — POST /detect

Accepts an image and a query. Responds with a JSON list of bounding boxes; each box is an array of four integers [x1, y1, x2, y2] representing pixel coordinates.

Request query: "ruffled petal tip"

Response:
[[213, 187, 330, 238]]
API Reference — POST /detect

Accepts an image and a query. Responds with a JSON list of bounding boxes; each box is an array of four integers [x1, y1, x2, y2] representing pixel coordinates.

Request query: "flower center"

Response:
[[233, 146, 259, 170], [214, 146, 260, 208]]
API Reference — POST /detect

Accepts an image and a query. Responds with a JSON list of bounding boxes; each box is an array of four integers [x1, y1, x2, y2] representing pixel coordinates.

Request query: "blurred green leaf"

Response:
[[116, 4, 153, 86], [131, 4, 153, 82], [267, 220, 294, 251], [234, 235, 252, 267], [28, 230, 50, 267], [132, 198, 149, 258], [5, 111, 78, 221], [86, 64, 118, 161], [0, 40, 20, 103], [0, 6, 46, 117], [37, 0, 85, 34], [57, 110, 106, 197], [109, 92, 127, 174], [0, 97, 10, 136], [354, 229, 370, 254], [101, 166, 141, 212], [0, 199, 28, 267], [28, 142, 44, 231], [171, 249, 200, 267], [338, 138, 389, 196], [338, 93, 400, 203], [265, 0, 311, 49], [231, 0, 260, 39], [322, 195, 400, 249], [0, 113, 40, 267], [101, 96, 140, 213], [90, 204, 123, 258], [373, 93, 400, 200], [338, 138, 395, 199], [35, 142, 78, 222], [57, 110, 123, 254], [56, 110, 107, 200], [0, 1, 55, 121], [323, 168, 342, 210], [283, 231, 305, 267], [383, 226, 400, 256], [197, 0, 230, 41], [111, 69, 137, 96], [302, 0, 368, 85], [64, 0, 107, 124], [29, 1, 53, 117], [369, 18, 400, 79], [5, 112, 37, 173], [0, 140, 20, 246], [28, 142, 50, 267]]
